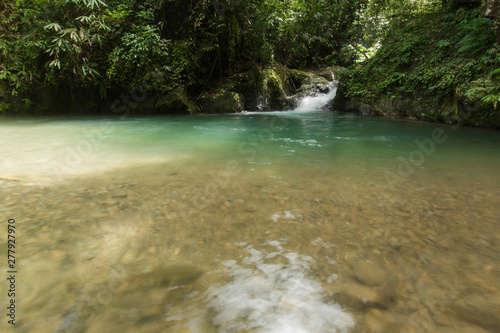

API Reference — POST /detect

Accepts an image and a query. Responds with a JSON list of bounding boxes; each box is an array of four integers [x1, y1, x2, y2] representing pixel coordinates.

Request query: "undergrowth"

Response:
[[340, 8, 500, 119]]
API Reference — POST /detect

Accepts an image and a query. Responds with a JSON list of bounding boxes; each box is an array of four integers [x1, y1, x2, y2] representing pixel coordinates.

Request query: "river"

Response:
[[1, 108, 499, 332]]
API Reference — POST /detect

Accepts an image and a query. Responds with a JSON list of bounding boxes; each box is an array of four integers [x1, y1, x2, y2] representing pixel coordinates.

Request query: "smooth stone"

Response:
[[338, 282, 382, 305], [121, 250, 136, 265], [128, 265, 203, 290], [352, 260, 388, 286]]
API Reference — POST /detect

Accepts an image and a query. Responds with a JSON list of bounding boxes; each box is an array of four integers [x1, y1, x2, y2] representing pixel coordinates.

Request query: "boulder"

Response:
[[200, 90, 244, 113], [352, 260, 388, 287], [193, 65, 340, 112]]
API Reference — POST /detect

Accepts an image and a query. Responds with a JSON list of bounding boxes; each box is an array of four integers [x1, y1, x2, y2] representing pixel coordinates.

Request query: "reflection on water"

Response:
[[1, 112, 500, 332]]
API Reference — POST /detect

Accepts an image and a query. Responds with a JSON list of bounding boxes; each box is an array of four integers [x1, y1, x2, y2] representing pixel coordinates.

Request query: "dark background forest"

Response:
[[0, 0, 498, 124]]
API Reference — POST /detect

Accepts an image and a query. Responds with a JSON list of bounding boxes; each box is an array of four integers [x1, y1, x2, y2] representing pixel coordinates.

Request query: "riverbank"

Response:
[[334, 7, 500, 128]]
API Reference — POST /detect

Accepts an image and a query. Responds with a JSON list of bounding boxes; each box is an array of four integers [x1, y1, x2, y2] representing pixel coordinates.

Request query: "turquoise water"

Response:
[[1, 111, 500, 332], [2, 111, 499, 183]]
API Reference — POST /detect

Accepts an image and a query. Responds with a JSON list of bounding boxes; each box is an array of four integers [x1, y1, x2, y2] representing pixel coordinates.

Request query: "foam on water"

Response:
[[208, 240, 354, 333], [294, 84, 338, 111]]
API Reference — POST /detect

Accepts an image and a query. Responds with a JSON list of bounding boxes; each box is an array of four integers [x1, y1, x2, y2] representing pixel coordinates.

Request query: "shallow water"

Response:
[[1, 111, 499, 332]]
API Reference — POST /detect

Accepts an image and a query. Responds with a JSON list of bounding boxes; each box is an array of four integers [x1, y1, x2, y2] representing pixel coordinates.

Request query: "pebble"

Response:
[[3, 160, 500, 333]]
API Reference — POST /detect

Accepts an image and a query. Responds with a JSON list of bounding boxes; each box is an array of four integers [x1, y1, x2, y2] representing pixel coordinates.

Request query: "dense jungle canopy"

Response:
[[0, 0, 498, 122]]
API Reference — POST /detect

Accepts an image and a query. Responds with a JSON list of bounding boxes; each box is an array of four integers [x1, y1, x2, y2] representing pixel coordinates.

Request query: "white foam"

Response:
[[294, 85, 338, 112], [208, 241, 354, 333], [270, 210, 302, 222]]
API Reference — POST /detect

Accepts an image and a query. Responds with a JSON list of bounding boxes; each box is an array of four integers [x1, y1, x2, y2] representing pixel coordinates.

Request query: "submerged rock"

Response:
[[199, 65, 340, 112], [127, 265, 203, 289], [447, 294, 500, 330], [352, 260, 388, 287]]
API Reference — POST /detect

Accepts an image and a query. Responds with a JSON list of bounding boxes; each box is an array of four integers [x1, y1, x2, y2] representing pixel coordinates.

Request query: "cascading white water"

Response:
[[294, 83, 338, 111]]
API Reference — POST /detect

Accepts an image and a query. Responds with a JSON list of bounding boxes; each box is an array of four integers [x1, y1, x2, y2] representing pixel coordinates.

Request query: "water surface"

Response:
[[1, 111, 499, 332]]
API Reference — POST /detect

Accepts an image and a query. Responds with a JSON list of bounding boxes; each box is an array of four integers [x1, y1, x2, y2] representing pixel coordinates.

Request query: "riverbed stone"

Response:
[[121, 250, 137, 265], [447, 293, 500, 330], [365, 309, 397, 332], [352, 260, 388, 286]]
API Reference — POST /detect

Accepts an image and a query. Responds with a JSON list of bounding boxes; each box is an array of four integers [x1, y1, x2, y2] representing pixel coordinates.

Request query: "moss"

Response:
[[263, 69, 285, 100], [200, 90, 244, 113]]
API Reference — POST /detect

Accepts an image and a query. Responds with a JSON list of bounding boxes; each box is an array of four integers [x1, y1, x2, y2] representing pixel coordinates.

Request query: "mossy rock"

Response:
[[262, 69, 287, 110], [288, 69, 330, 94], [200, 90, 244, 113]]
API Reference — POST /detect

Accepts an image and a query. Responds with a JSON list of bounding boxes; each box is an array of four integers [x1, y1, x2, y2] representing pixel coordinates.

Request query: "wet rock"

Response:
[[365, 309, 397, 333], [338, 281, 390, 307], [200, 91, 244, 114], [127, 265, 203, 290], [121, 250, 137, 265], [352, 260, 388, 286], [54, 306, 96, 333], [447, 294, 500, 330], [389, 237, 402, 250]]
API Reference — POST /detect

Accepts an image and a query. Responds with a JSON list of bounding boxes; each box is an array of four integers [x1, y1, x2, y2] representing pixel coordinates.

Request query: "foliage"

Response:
[[0, 0, 112, 94], [1, 0, 374, 99], [340, 5, 500, 117], [2, 0, 498, 118]]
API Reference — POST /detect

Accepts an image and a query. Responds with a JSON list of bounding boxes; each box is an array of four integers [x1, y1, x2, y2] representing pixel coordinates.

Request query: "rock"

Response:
[[263, 69, 287, 110], [337, 279, 397, 307], [205, 65, 337, 112], [200, 91, 244, 113], [337, 88, 500, 127], [121, 250, 137, 265], [446, 294, 500, 330], [352, 260, 388, 286], [127, 265, 203, 290], [365, 309, 397, 333]]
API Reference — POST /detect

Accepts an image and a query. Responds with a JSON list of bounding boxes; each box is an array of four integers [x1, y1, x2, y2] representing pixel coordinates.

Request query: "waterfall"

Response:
[[294, 83, 337, 111]]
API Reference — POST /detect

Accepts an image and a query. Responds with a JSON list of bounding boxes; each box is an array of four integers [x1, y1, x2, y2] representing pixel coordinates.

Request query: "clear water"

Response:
[[1, 111, 499, 332]]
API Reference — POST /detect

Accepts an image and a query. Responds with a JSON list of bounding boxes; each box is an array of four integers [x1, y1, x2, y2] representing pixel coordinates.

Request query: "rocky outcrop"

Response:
[[333, 85, 500, 127], [199, 91, 244, 113], [199, 65, 340, 112]]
